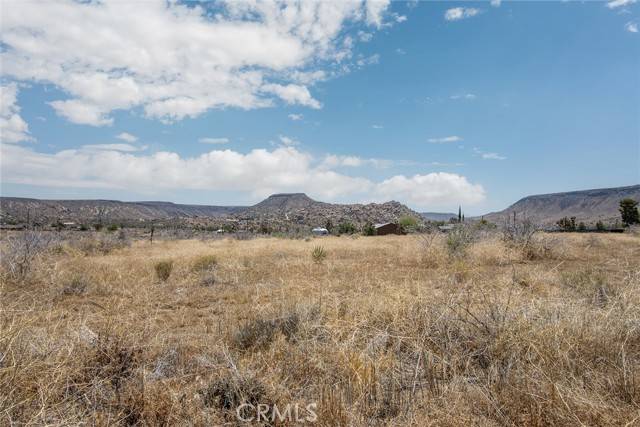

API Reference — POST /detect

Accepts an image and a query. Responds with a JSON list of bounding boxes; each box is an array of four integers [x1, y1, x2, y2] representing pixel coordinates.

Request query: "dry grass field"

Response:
[[1, 230, 640, 426]]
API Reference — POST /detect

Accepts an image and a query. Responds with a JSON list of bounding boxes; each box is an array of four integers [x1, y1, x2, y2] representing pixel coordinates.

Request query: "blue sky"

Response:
[[1, 0, 638, 214]]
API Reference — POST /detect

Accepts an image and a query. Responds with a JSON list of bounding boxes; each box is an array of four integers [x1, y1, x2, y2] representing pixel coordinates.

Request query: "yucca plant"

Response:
[[311, 245, 327, 263]]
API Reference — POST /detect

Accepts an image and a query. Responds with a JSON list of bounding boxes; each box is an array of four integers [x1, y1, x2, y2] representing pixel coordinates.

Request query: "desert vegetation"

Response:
[[1, 228, 639, 425]]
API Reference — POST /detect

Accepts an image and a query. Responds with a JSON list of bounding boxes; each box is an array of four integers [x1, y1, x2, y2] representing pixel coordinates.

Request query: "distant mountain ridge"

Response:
[[482, 185, 640, 225], [0, 197, 244, 225], [0, 193, 423, 229], [420, 212, 457, 222], [3, 184, 637, 229]]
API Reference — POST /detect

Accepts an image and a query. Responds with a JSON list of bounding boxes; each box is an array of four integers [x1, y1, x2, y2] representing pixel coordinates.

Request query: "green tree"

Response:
[[619, 198, 640, 226], [362, 222, 376, 236], [556, 217, 576, 231], [595, 221, 605, 231], [578, 222, 586, 232], [399, 215, 418, 230], [338, 222, 356, 235]]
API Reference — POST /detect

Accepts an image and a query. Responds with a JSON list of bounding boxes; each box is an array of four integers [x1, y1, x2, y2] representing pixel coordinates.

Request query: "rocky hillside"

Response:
[[0, 193, 423, 230], [483, 185, 640, 225], [234, 193, 422, 229]]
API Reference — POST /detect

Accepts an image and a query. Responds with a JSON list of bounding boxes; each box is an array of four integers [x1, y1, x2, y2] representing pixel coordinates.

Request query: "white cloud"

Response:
[[116, 132, 138, 143], [444, 7, 481, 21], [262, 84, 322, 109], [1, 144, 485, 209], [288, 113, 304, 121], [450, 93, 476, 100], [491, 0, 502, 7], [375, 173, 485, 207], [320, 155, 391, 169], [428, 136, 463, 144], [358, 31, 373, 42], [199, 137, 230, 145], [625, 21, 638, 32], [1, 0, 395, 126], [395, 48, 407, 55], [80, 143, 145, 152], [481, 152, 507, 160], [0, 83, 33, 143], [366, 0, 391, 28], [607, 0, 637, 9], [372, 124, 384, 129], [278, 135, 300, 146]]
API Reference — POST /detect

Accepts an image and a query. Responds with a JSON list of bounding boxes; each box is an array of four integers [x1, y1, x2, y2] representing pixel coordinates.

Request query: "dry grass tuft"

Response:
[[154, 259, 174, 282]]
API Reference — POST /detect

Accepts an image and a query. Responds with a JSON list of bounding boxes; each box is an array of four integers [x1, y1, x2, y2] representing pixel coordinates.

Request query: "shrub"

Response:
[[311, 246, 327, 263], [62, 274, 90, 296], [596, 220, 606, 231], [106, 224, 119, 232], [362, 222, 376, 236], [337, 222, 356, 235], [154, 260, 173, 282], [445, 226, 474, 258], [75, 235, 129, 255], [233, 313, 300, 350], [399, 215, 418, 231], [0, 231, 52, 282], [200, 371, 271, 421], [192, 254, 217, 272], [556, 216, 576, 231]]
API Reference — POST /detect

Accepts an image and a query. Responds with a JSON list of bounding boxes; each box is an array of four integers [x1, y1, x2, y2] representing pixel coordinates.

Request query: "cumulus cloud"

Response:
[[116, 132, 138, 143], [428, 136, 463, 144], [372, 124, 384, 129], [1, 0, 394, 126], [0, 83, 33, 143], [491, 0, 502, 7], [607, 0, 636, 9], [262, 84, 322, 109], [199, 137, 230, 145], [288, 113, 303, 121], [375, 173, 485, 206], [445, 7, 481, 21], [1, 144, 485, 208], [625, 21, 638, 32]]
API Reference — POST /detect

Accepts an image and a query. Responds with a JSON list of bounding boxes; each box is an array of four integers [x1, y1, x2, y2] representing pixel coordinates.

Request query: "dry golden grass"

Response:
[[1, 231, 640, 425]]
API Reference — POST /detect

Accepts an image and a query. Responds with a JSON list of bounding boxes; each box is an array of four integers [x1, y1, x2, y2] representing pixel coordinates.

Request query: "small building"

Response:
[[374, 223, 404, 235], [312, 227, 329, 236], [438, 224, 455, 232]]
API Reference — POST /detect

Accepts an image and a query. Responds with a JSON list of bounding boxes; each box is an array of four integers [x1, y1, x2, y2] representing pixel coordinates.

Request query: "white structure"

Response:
[[312, 227, 329, 236]]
